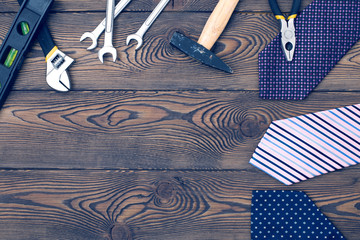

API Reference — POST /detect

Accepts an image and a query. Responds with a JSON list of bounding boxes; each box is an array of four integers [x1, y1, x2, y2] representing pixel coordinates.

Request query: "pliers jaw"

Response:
[[269, 0, 301, 62], [280, 18, 296, 61], [46, 48, 74, 92]]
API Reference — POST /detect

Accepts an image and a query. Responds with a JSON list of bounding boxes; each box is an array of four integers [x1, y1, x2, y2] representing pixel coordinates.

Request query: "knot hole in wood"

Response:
[[239, 114, 268, 138], [110, 223, 132, 240], [154, 181, 177, 207]]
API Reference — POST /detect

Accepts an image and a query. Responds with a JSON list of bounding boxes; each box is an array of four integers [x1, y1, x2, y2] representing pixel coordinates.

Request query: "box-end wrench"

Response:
[[126, 0, 170, 50], [98, 0, 117, 63], [80, 0, 132, 50]]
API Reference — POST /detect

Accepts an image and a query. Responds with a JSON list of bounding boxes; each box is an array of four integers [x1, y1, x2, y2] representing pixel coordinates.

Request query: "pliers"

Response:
[[17, 0, 74, 92], [269, 0, 301, 61]]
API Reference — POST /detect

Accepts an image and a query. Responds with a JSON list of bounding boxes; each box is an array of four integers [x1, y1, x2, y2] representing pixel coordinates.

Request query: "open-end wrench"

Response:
[[98, 0, 117, 63], [126, 0, 170, 50], [80, 0, 132, 50]]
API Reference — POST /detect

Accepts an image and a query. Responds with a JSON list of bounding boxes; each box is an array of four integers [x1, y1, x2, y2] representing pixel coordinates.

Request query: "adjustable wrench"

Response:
[[126, 0, 170, 50], [18, 0, 73, 91], [80, 0, 132, 50]]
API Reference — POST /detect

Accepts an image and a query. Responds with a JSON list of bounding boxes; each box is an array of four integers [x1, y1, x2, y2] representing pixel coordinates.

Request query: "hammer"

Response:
[[170, 0, 239, 73]]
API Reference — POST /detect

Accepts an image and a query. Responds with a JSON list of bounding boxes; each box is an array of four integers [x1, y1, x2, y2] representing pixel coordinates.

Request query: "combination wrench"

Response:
[[80, 0, 132, 50], [126, 0, 170, 50], [98, 0, 117, 63]]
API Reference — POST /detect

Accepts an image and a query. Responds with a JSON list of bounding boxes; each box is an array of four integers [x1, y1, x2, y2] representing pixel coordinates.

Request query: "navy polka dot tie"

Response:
[[259, 0, 360, 100], [251, 190, 346, 239]]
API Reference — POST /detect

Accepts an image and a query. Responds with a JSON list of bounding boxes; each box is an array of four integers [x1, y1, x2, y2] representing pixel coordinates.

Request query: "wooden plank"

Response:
[[0, 169, 358, 240], [1, 12, 359, 91], [1, 91, 360, 169], [0, 0, 313, 13]]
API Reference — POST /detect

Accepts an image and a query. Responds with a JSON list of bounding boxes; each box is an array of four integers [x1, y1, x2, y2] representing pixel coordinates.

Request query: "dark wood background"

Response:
[[0, 0, 359, 239]]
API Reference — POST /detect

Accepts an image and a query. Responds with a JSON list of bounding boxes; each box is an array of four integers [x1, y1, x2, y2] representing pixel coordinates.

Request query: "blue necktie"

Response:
[[251, 190, 346, 240], [259, 0, 360, 100]]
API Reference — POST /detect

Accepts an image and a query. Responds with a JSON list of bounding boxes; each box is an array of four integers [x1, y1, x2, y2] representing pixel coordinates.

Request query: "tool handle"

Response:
[[105, 0, 115, 33], [269, 0, 301, 19], [197, 0, 239, 50], [17, 0, 56, 58], [37, 25, 56, 58], [144, 0, 169, 27], [290, 0, 301, 17], [94, 0, 132, 36], [135, 0, 170, 38], [269, 0, 283, 18]]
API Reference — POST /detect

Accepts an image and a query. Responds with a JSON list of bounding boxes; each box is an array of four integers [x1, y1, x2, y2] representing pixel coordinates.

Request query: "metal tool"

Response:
[[80, 0, 132, 50], [170, 0, 238, 73], [98, 0, 117, 63], [0, 0, 54, 109], [126, 0, 170, 50], [18, 0, 73, 91], [269, 0, 301, 61], [46, 46, 74, 91]]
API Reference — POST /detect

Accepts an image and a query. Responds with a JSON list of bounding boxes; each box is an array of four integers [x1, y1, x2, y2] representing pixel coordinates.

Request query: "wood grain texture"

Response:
[[0, 0, 313, 13], [0, 0, 359, 239], [1, 91, 360, 169], [0, 170, 358, 240], [1, 12, 360, 91]]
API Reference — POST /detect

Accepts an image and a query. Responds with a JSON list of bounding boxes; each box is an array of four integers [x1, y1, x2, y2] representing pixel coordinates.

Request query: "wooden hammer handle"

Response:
[[197, 0, 239, 50]]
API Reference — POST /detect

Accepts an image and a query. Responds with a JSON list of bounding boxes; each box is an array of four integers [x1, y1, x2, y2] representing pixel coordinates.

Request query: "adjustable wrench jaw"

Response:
[[46, 48, 74, 91]]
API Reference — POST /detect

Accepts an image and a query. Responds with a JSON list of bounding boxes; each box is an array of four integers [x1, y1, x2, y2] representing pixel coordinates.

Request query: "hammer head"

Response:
[[170, 32, 233, 74]]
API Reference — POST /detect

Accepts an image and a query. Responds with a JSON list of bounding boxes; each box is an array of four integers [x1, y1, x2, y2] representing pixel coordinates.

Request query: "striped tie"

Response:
[[249, 104, 360, 185]]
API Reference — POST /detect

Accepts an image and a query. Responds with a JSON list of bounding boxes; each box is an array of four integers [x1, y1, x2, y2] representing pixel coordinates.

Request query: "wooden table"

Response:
[[0, 0, 359, 239]]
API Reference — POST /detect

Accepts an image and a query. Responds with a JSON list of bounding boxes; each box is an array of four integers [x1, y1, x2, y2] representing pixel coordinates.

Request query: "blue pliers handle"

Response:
[[269, 0, 301, 20], [269, 0, 302, 61]]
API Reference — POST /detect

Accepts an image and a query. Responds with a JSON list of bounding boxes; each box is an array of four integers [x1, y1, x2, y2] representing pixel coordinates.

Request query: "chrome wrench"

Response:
[[98, 0, 117, 63], [126, 0, 170, 50], [80, 0, 132, 50]]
